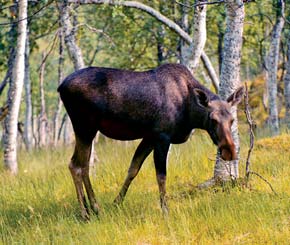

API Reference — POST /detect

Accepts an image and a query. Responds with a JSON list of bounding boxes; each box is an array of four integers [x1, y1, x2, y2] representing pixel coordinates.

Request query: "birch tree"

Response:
[[53, 28, 65, 146], [265, 0, 285, 136], [24, 30, 34, 150], [3, 0, 27, 174], [181, 0, 207, 72], [38, 53, 48, 148], [284, 32, 290, 128], [213, 0, 245, 181]]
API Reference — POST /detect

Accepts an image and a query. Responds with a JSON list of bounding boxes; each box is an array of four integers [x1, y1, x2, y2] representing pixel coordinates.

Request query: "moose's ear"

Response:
[[227, 86, 244, 106], [193, 88, 209, 108]]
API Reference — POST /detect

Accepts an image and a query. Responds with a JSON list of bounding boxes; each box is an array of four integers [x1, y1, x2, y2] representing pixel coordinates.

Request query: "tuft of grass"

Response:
[[0, 130, 289, 244]]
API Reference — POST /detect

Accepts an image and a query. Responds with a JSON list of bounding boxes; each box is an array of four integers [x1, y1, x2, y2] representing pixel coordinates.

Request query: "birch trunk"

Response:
[[180, 0, 190, 65], [53, 28, 65, 146], [265, 0, 285, 135], [3, 0, 27, 174], [214, 0, 245, 180], [59, 1, 85, 70], [284, 32, 290, 128], [38, 53, 47, 148], [24, 29, 34, 150], [182, 0, 207, 72]]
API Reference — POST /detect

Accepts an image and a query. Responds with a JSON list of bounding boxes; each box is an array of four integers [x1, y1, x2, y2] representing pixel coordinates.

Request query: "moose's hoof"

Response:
[[91, 203, 100, 216], [81, 210, 90, 221], [162, 205, 169, 216]]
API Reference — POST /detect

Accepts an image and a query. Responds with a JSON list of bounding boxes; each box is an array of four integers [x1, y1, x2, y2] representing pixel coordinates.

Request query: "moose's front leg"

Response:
[[153, 134, 171, 215]]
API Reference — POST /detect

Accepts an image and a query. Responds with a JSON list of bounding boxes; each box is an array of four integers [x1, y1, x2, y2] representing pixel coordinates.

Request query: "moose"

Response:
[[58, 63, 244, 220]]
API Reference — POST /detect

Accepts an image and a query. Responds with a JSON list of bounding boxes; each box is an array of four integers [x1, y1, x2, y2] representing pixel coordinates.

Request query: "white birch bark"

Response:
[[24, 30, 34, 150], [38, 53, 47, 148], [182, 0, 207, 72], [53, 28, 64, 146], [3, 0, 27, 174], [265, 0, 285, 135], [59, 1, 85, 70], [214, 0, 245, 180], [180, 0, 190, 65], [284, 32, 290, 128]]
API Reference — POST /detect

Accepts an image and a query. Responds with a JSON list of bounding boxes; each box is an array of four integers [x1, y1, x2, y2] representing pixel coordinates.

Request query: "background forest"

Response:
[[0, 0, 289, 244], [0, 0, 289, 150]]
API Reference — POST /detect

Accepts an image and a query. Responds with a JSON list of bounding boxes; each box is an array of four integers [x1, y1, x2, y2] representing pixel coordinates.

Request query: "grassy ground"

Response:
[[0, 130, 289, 244]]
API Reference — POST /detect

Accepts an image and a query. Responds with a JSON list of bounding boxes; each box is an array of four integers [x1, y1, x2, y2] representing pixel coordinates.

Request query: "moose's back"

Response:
[[58, 64, 197, 141]]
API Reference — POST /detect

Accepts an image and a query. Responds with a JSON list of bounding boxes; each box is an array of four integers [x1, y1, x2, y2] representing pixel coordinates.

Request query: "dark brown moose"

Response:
[[58, 63, 244, 220]]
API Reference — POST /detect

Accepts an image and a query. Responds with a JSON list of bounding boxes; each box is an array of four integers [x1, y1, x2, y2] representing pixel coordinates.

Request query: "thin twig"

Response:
[[244, 83, 255, 178], [243, 83, 277, 195], [37, 29, 59, 71], [248, 171, 278, 195], [175, 0, 224, 9], [78, 23, 115, 46], [0, 0, 54, 26], [0, 4, 16, 11]]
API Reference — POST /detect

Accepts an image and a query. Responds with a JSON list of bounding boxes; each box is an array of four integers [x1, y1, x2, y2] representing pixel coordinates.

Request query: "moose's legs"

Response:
[[153, 134, 171, 214], [114, 138, 154, 204], [69, 136, 99, 220]]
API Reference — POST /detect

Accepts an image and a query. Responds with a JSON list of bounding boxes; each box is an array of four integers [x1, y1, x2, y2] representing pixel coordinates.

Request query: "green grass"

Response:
[[0, 130, 289, 244]]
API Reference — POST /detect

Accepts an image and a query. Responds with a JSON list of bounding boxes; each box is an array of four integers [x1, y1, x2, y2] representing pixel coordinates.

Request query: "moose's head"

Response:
[[194, 87, 244, 161]]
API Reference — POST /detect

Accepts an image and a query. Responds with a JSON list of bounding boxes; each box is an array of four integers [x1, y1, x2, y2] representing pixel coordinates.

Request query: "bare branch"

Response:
[[248, 171, 278, 195], [78, 23, 115, 46], [37, 29, 60, 71], [0, 0, 54, 26], [244, 83, 255, 177]]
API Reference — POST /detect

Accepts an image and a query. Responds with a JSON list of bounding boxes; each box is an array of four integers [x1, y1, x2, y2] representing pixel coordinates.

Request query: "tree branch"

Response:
[[0, 0, 54, 26], [67, 0, 220, 86]]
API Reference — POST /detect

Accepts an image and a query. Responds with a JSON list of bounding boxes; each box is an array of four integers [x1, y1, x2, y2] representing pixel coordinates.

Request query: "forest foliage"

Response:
[[0, 0, 289, 129]]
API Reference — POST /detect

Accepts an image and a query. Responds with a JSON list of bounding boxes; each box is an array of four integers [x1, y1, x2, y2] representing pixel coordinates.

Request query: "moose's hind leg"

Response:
[[70, 136, 100, 220]]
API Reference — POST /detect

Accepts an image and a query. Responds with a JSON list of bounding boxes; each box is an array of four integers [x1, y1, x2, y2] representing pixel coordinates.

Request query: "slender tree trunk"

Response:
[[24, 29, 34, 150], [183, 0, 207, 72], [38, 53, 48, 148], [59, 1, 85, 70], [265, 0, 285, 135], [180, 0, 190, 65], [3, 0, 27, 174], [284, 32, 290, 128], [53, 28, 65, 146], [213, 0, 245, 180]]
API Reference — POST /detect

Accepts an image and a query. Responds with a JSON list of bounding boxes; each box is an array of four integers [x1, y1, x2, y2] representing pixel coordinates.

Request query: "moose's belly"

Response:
[[99, 118, 151, 140]]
